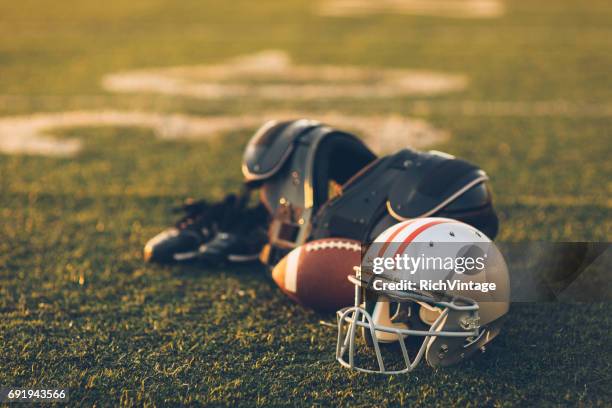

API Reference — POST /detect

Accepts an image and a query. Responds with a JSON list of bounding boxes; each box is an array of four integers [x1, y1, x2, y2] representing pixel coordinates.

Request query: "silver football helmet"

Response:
[[336, 218, 510, 374]]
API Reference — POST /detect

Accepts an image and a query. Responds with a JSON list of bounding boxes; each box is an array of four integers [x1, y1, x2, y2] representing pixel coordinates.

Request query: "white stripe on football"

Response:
[[272, 238, 361, 312]]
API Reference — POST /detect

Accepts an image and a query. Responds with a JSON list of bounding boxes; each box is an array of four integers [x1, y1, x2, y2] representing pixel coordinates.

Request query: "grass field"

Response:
[[1, 0, 611, 405]]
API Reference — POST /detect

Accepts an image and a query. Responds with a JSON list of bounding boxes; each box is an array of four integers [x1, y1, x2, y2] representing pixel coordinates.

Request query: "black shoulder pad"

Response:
[[242, 119, 320, 184], [387, 150, 489, 219]]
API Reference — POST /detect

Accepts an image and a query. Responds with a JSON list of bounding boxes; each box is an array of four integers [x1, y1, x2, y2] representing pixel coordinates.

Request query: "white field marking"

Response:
[[102, 50, 467, 99], [0, 111, 263, 157], [0, 111, 448, 156], [317, 0, 505, 18], [310, 112, 448, 153]]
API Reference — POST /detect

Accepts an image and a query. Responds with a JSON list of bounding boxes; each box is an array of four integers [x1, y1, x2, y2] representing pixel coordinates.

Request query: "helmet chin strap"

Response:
[[371, 300, 409, 343]]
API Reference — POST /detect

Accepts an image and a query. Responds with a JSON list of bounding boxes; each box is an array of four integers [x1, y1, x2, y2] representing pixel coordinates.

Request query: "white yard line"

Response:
[[0, 111, 448, 156], [101, 50, 468, 99], [317, 0, 505, 18]]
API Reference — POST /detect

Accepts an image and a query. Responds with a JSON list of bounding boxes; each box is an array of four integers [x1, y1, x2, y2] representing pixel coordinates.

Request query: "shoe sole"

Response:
[[227, 253, 260, 262], [173, 251, 259, 263]]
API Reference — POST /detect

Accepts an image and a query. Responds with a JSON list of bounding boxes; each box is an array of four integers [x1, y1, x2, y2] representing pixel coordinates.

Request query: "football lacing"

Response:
[[305, 240, 361, 252]]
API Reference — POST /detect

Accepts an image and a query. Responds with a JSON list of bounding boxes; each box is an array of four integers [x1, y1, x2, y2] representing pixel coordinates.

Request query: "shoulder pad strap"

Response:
[[242, 119, 320, 183], [387, 150, 489, 219]]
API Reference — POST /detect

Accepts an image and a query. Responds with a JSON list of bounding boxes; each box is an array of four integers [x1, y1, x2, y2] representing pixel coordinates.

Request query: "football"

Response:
[[271, 238, 362, 312]]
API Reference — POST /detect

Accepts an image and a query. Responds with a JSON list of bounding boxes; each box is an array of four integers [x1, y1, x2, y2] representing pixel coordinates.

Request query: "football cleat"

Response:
[[143, 194, 238, 263], [197, 205, 269, 265]]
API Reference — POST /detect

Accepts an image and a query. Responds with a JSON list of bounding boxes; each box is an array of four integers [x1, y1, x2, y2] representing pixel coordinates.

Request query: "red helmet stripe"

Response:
[[377, 220, 417, 257], [392, 219, 452, 258]]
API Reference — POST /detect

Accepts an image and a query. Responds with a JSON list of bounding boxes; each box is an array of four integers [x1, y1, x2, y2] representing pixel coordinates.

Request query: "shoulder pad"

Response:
[[387, 150, 489, 219], [242, 119, 320, 183]]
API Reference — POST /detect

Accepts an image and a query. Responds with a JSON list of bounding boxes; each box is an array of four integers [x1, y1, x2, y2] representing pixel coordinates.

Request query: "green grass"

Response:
[[1, 0, 611, 405]]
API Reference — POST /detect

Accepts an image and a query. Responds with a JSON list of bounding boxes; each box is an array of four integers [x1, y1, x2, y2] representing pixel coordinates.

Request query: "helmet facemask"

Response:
[[336, 273, 482, 374]]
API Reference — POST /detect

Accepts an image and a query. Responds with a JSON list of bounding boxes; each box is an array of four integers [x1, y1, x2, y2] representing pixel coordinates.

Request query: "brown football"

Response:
[[271, 238, 361, 312]]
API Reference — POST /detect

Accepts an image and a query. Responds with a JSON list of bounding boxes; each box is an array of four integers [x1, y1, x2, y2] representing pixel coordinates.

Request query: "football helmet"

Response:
[[336, 218, 510, 374]]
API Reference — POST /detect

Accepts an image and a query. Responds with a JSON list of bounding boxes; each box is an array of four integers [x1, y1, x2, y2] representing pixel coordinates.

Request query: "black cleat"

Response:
[[144, 194, 238, 263], [197, 205, 269, 265]]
